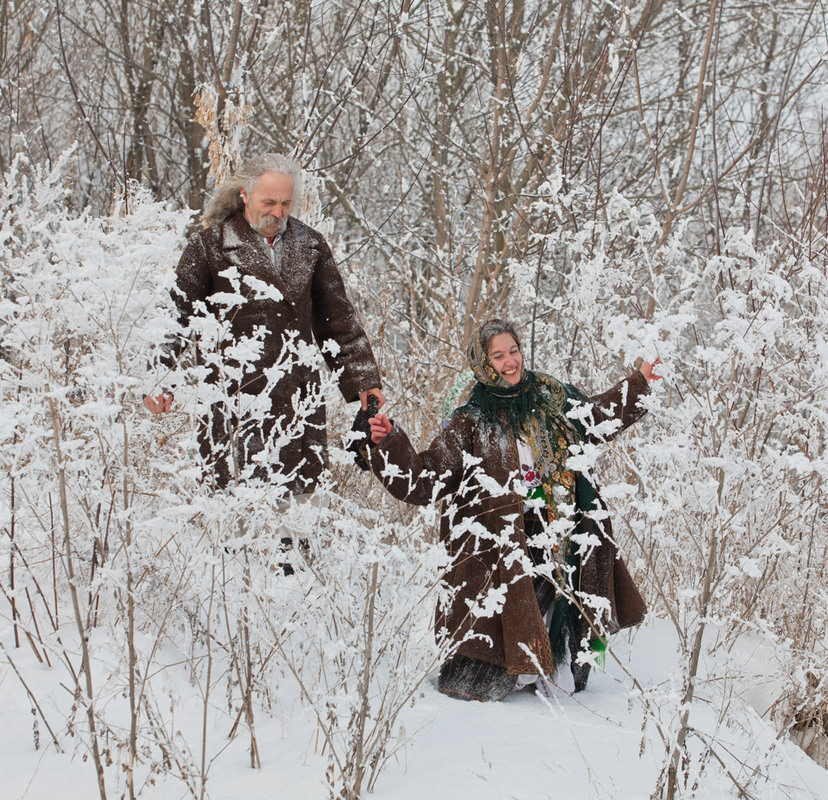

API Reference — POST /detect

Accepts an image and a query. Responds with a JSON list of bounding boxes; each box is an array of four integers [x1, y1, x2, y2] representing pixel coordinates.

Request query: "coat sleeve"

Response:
[[367, 415, 471, 507], [160, 232, 212, 368], [309, 238, 381, 402], [568, 370, 650, 443]]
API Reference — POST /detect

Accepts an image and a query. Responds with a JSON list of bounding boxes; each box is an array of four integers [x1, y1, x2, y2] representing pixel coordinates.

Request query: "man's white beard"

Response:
[[256, 215, 286, 236]]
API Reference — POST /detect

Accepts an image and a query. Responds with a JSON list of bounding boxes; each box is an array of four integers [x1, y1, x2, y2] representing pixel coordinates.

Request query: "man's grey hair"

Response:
[[479, 318, 522, 353], [202, 153, 304, 229]]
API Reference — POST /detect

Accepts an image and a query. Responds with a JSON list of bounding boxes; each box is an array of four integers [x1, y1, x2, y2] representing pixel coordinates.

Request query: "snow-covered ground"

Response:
[[4, 617, 826, 799]]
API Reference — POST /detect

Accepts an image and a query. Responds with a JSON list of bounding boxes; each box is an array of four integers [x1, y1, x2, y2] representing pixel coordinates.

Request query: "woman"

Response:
[[367, 319, 659, 702]]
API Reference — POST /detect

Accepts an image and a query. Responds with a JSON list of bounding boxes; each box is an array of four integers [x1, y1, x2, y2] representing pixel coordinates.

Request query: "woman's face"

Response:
[[487, 333, 523, 385]]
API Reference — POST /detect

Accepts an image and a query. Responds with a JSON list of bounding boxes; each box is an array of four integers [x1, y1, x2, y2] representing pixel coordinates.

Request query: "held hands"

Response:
[[640, 358, 662, 383], [368, 414, 392, 444], [360, 388, 388, 444], [359, 387, 385, 411]]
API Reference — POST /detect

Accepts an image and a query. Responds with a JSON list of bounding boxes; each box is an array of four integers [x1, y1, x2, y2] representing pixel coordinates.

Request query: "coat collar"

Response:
[[222, 210, 269, 251], [218, 211, 297, 307]]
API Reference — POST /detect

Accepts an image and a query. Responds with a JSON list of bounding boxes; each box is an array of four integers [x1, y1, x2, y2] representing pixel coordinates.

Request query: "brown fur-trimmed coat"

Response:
[[369, 371, 649, 675], [169, 211, 381, 491]]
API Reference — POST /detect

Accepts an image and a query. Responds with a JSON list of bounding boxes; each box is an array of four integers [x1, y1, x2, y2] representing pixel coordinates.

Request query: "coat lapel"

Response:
[[279, 218, 315, 308]]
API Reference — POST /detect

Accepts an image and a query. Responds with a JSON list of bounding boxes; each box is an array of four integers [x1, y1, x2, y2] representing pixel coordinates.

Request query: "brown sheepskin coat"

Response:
[[369, 371, 649, 675], [169, 211, 381, 491]]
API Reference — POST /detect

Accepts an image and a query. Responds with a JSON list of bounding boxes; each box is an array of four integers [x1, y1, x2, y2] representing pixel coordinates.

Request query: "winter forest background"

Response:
[[1, 1, 827, 798]]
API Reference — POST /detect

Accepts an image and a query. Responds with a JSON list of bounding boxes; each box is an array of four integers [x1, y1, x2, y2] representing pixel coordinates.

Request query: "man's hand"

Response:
[[359, 388, 385, 411], [143, 392, 174, 414], [368, 414, 392, 444]]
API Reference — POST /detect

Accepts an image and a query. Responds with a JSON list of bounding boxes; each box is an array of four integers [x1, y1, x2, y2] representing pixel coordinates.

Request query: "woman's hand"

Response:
[[368, 414, 392, 444], [640, 358, 662, 383]]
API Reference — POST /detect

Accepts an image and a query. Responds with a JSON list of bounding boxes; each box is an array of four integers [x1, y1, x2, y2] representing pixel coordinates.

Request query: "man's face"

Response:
[[241, 171, 294, 237]]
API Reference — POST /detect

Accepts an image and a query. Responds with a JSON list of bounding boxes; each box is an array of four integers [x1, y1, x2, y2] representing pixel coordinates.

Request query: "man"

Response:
[[145, 153, 383, 497]]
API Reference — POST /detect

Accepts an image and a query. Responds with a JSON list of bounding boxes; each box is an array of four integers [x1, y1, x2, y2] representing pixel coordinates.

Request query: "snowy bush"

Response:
[[506, 176, 828, 796], [0, 154, 459, 800]]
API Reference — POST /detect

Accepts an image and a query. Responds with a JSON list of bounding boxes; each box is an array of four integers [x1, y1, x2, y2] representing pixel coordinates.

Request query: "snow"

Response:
[[2, 617, 826, 799]]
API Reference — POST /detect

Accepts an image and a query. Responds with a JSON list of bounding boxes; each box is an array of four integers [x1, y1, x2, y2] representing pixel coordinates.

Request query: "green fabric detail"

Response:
[[441, 367, 474, 425], [465, 371, 544, 435], [589, 636, 607, 669], [526, 485, 547, 502], [547, 594, 571, 666]]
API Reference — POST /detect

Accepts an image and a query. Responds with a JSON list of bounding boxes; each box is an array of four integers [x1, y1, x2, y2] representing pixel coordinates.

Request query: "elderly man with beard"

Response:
[[145, 154, 383, 513]]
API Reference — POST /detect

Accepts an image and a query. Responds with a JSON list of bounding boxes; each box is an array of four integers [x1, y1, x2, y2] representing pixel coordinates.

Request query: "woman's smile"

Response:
[[487, 333, 523, 385]]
